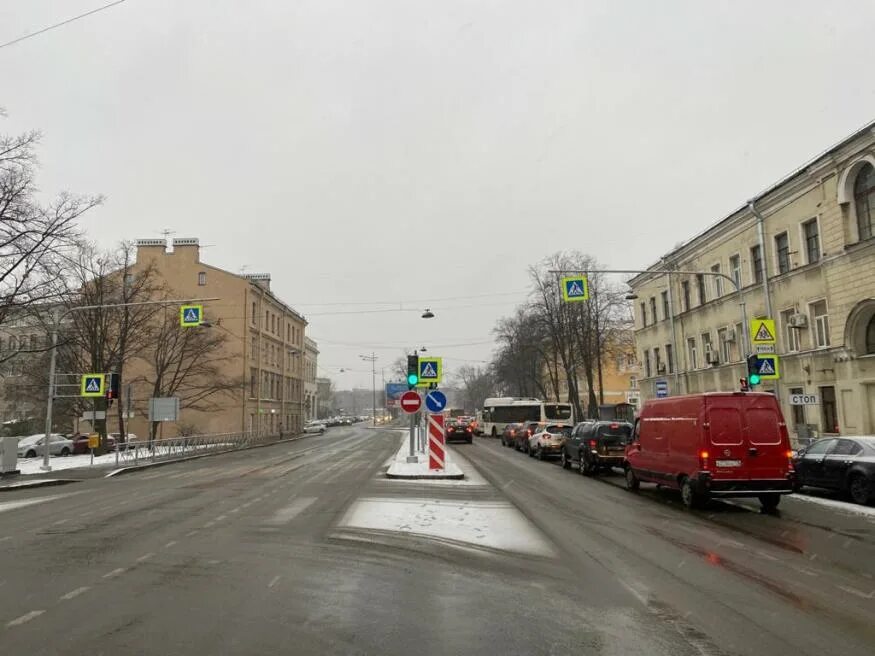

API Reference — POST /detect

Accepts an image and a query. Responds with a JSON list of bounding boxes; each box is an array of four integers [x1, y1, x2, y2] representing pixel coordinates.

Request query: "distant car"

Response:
[[71, 433, 118, 454], [793, 436, 875, 505], [562, 421, 633, 475], [514, 422, 544, 453], [528, 424, 572, 460], [304, 422, 326, 435], [500, 423, 523, 447], [446, 418, 473, 444], [16, 433, 73, 458]]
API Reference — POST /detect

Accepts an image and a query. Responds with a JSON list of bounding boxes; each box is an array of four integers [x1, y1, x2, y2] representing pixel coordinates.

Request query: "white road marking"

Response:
[[203, 521, 215, 528], [102, 568, 126, 579], [59, 586, 90, 601], [51, 518, 69, 526], [267, 497, 318, 525], [164, 540, 177, 548], [215, 514, 227, 521], [268, 575, 281, 588], [229, 507, 241, 513], [7, 610, 44, 627], [136, 552, 155, 563], [837, 584, 875, 599], [186, 530, 198, 537], [0, 536, 12, 543], [0, 493, 82, 515]]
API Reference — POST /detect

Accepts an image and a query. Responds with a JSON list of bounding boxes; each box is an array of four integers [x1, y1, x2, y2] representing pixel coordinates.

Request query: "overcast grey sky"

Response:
[[2, 0, 874, 390]]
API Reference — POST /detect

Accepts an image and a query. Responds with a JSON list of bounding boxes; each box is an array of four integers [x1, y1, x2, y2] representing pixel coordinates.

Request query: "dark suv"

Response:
[[561, 420, 633, 475], [500, 423, 522, 447]]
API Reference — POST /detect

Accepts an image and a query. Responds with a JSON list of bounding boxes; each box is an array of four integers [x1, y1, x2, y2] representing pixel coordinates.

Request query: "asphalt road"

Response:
[[1, 426, 873, 655]]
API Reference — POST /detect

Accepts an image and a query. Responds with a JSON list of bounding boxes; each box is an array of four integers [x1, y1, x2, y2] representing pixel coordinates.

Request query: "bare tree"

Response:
[[452, 364, 495, 412], [0, 117, 98, 341]]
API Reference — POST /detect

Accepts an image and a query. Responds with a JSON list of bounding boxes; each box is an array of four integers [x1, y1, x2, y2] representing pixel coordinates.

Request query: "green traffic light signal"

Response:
[[749, 373, 761, 386], [407, 373, 418, 386]]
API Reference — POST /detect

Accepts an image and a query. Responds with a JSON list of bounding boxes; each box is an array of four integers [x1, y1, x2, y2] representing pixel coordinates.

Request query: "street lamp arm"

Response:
[[54, 297, 221, 326], [548, 269, 740, 292]]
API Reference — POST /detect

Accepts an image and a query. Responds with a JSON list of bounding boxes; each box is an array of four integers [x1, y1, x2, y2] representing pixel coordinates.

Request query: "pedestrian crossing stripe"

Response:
[[561, 276, 589, 302]]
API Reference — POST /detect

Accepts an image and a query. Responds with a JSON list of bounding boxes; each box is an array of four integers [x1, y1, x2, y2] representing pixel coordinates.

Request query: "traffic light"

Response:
[[739, 377, 750, 392], [407, 354, 419, 389], [106, 373, 120, 401], [746, 354, 761, 387]]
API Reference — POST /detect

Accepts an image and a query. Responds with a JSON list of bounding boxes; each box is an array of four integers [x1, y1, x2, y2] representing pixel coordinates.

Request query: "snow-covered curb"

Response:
[[0, 478, 78, 492], [385, 434, 464, 480], [791, 491, 875, 519]]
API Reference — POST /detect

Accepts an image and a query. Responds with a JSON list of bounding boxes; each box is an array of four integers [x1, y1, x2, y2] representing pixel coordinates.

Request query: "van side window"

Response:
[[633, 419, 641, 441]]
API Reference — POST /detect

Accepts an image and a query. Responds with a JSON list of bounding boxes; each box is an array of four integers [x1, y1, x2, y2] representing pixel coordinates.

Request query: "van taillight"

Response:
[[699, 450, 709, 469]]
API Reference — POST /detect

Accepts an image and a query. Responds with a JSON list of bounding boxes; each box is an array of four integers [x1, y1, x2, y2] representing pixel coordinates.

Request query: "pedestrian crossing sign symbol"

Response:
[[80, 373, 105, 397], [180, 304, 203, 327], [754, 354, 780, 380], [561, 276, 589, 302], [417, 357, 442, 385], [750, 318, 776, 345]]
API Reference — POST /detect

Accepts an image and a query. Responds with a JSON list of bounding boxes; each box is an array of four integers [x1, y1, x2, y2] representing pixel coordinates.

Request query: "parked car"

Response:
[[70, 433, 118, 454], [624, 393, 796, 511], [500, 422, 522, 447], [446, 418, 473, 444], [793, 436, 875, 505], [16, 433, 73, 458], [304, 422, 327, 434], [528, 424, 572, 460], [561, 420, 633, 475], [514, 421, 544, 453]]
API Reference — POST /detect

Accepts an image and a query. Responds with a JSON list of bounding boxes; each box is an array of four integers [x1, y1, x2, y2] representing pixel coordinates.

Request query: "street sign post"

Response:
[[655, 379, 669, 398], [80, 374, 105, 397], [790, 393, 818, 405], [561, 276, 589, 302], [400, 391, 422, 414], [417, 358, 442, 386], [425, 390, 448, 413], [180, 304, 203, 327]]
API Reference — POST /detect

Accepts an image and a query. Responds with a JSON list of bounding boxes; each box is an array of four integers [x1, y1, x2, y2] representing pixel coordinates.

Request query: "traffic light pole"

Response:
[[41, 297, 218, 472]]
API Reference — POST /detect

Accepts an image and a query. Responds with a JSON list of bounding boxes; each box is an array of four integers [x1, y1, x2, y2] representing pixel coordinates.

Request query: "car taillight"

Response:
[[448, 427, 454, 432], [699, 450, 709, 469], [610, 423, 619, 429], [589, 439, 597, 448], [466, 427, 472, 432], [510, 430, 515, 436], [527, 430, 532, 436]]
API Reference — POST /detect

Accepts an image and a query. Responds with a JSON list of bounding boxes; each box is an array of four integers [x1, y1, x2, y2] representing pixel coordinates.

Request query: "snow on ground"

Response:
[[340, 496, 555, 557], [385, 433, 464, 479], [791, 491, 875, 519]]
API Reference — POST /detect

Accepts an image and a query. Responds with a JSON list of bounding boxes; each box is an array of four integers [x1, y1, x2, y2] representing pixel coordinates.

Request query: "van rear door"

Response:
[[704, 398, 748, 478], [743, 399, 790, 480]]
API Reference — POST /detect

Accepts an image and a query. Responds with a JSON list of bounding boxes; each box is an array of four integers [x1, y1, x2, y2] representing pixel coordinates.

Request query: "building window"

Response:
[[654, 347, 662, 374], [661, 291, 669, 319], [789, 387, 805, 426], [681, 281, 691, 312], [750, 245, 763, 284], [774, 232, 790, 274], [711, 264, 723, 297], [820, 386, 838, 433], [803, 218, 820, 264], [643, 350, 651, 378], [781, 309, 801, 352], [198, 271, 206, 286], [665, 344, 673, 374], [251, 302, 256, 324], [696, 274, 706, 305], [809, 300, 830, 348], [629, 376, 638, 390], [729, 254, 741, 288], [687, 337, 698, 370], [251, 335, 257, 358], [854, 162, 875, 241], [287, 324, 291, 341], [867, 315, 875, 354], [649, 297, 657, 323], [640, 302, 647, 327], [702, 332, 714, 364], [250, 368, 257, 397], [733, 322, 743, 361], [124, 273, 134, 287], [718, 328, 731, 363]]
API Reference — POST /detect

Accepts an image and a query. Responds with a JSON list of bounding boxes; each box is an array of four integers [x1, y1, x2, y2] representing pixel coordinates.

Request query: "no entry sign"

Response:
[[400, 391, 422, 414]]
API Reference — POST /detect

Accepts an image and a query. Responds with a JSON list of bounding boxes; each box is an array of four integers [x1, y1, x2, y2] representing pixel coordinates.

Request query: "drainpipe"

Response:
[[748, 199, 780, 401], [662, 258, 682, 395]]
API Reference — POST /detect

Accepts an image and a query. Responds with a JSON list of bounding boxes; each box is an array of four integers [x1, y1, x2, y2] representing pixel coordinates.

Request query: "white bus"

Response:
[[476, 397, 574, 437]]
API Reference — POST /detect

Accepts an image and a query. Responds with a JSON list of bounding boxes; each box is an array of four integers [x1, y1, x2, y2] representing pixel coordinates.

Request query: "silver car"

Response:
[[16, 433, 74, 458], [304, 422, 326, 434]]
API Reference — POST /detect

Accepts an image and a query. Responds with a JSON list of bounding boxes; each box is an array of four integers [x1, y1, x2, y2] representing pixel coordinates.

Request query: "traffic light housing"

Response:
[[746, 354, 761, 387], [407, 355, 419, 389], [106, 373, 120, 400], [739, 377, 750, 392]]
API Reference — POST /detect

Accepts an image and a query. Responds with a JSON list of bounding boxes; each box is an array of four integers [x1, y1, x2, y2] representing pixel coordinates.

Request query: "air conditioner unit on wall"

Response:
[[722, 329, 736, 342], [789, 313, 809, 328], [706, 351, 720, 365]]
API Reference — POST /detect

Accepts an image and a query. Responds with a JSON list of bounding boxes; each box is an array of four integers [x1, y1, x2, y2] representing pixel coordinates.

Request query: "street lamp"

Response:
[[421, 309, 435, 319], [359, 353, 378, 427]]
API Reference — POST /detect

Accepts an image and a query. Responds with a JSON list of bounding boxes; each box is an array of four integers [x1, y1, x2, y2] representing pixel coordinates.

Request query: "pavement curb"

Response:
[[0, 478, 79, 492], [104, 433, 312, 478], [385, 471, 465, 480]]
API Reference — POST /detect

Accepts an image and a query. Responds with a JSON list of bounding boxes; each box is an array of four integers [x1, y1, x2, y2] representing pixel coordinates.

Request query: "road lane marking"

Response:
[[59, 586, 90, 601], [164, 540, 177, 548], [102, 568, 126, 579], [215, 514, 227, 521], [51, 518, 69, 526], [267, 497, 318, 524], [7, 610, 44, 627], [186, 530, 198, 537], [837, 584, 875, 599], [0, 536, 12, 543], [136, 552, 155, 563], [268, 575, 281, 588], [229, 507, 241, 513], [203, 521, 215, 528]]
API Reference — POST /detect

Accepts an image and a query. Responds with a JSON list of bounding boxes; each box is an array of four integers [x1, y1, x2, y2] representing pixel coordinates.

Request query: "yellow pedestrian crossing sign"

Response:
[[750, 318, 776, 345], [80, 374, 105, 397], [561, 276, 589, 302], [180, 304, 203, 327], [417, 357, 442, 385]]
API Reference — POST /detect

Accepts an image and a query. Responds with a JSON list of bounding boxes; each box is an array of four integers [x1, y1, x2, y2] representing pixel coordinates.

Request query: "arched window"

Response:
[[854, 163, 875, 241], [867, 315, 875, 355]]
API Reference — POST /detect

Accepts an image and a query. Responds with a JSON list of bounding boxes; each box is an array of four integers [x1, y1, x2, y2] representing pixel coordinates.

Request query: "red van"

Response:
[[624, 392, 796, 510]]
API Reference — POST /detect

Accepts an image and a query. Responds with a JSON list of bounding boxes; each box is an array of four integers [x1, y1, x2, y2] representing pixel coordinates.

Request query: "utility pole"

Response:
[[360, 353, 378, 427]]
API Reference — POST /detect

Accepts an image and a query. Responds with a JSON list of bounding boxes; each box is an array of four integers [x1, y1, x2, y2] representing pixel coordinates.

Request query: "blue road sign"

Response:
[[425, 389, 447, 413], [655, 378, 669, 398]]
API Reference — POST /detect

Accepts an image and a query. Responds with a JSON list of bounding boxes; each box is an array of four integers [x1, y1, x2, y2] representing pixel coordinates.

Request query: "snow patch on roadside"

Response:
[[340, 496, 555, 557], [385, 433, 463, 479], [791, 492, 875, 519]]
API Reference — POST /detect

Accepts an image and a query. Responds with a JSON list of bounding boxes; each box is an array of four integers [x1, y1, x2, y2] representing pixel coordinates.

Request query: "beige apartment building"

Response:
[[629, 120, 875, 439], [127, 238, 309, 437], [304, 337, 319, 421]]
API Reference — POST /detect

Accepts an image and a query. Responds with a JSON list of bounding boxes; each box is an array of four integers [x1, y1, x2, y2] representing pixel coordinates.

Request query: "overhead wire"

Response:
[[0, 0, 129, 50]]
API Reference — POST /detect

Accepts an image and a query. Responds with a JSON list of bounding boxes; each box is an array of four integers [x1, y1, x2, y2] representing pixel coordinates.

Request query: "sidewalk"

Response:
[[385, 431, 464, 480]]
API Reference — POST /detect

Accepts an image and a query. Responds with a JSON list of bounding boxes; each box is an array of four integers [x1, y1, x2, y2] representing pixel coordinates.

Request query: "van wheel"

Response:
[[560, 451, 570, 469], [758, 493, 781, 512], [681, 478, 704, 509], [624, 467, 640, 492]]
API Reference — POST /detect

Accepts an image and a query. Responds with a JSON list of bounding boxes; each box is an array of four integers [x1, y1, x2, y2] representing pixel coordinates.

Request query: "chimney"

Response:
[[243, 272, 271, 291], [135, 238, 168, 264], [171, 238, 200, 262]]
